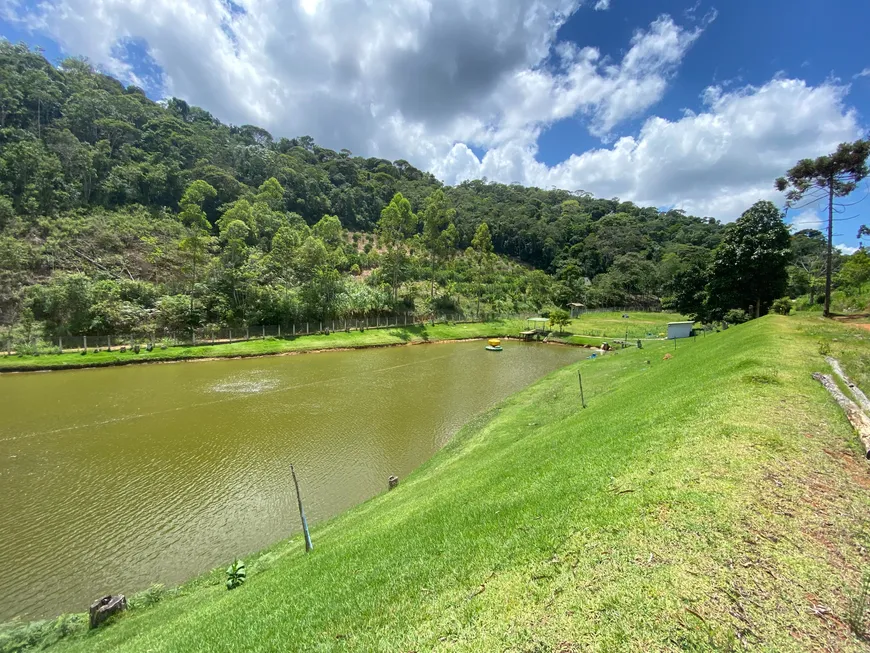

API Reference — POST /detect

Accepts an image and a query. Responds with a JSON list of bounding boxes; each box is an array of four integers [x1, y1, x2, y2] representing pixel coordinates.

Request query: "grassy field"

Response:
[[0, 312, 684, 372], [11, 314, 868, 651], [568, 310, 687, 339]]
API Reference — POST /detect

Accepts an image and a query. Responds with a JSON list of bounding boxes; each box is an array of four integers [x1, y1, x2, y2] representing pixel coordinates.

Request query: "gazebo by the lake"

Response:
[[521, 317, 550, 340]]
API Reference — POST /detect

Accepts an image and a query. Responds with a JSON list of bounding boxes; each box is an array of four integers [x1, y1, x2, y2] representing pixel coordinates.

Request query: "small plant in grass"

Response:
[[226, 559, 246, 590], [129, 583, 167, 609], [848, 571, 870, 639], [819, 340, 832, 356]]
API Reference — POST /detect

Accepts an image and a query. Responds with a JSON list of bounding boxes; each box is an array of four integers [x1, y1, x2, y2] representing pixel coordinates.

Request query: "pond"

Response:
[[0, 340, 582, 621]]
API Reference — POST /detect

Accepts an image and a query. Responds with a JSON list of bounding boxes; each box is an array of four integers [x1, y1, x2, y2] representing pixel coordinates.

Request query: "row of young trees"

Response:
[[6, 171, 555, 341]]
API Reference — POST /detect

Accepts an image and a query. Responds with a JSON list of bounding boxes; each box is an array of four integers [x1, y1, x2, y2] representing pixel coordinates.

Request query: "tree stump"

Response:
[[89, 594, 127, 629], [388, 475, 399, 490]]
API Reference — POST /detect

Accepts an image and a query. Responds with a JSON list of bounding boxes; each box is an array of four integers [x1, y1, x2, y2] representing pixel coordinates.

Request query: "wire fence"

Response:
[[3, 306, 666, 355]]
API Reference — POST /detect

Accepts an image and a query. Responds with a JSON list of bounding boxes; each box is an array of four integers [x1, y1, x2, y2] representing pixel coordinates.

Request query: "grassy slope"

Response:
[[0, 312, 684, 372], [48, 315, 870, 651]]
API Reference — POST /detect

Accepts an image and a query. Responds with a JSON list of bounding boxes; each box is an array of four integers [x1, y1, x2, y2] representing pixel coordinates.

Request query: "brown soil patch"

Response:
[[830, 314, 870, 331], [823, 448, 870, 490]]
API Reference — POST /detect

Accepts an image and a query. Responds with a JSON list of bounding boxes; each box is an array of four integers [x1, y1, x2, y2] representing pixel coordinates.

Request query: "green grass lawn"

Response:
[[567, 310, 688, 339], [0, 313, 682, 372], [17, 314, 869, 651]]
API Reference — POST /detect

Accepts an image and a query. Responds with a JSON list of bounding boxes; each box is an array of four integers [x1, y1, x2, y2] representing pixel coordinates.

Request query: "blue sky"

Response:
[[2, 0, 868, 248]]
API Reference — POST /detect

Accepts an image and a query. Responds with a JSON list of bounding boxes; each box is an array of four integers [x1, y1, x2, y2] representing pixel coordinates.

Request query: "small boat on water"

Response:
[[485, 338, 503, 352]]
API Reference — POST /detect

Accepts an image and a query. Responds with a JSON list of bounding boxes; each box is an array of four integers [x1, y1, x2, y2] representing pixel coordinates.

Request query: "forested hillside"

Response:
[[0, 42, 730, 342]]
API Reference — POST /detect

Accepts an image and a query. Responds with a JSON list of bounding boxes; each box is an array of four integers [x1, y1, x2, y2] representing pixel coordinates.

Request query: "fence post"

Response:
[[58, 336, 63, 353], [229, 329, 232, 343], [319, 322, 322, 332], [278, 325, 281, 338], [293, 324, 296, 336], [246, 327, 249, 340], [83, 335, 87, 350], [291, 464, 313, 553], [306, 322, 309, 334]]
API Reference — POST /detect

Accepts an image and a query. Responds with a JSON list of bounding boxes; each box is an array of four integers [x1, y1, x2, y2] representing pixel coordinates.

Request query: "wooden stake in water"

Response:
[[291, 464, 313, 552], [578, 370, 586, 409]]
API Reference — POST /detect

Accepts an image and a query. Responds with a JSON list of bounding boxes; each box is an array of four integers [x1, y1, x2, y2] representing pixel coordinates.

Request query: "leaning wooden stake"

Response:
[[825, 356, 870, 414], [813, 372, 870, 459], [291, 464, 313, 552]]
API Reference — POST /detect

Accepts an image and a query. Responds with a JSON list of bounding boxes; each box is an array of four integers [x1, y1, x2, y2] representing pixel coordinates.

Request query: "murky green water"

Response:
[[0, 341, 581, 621]]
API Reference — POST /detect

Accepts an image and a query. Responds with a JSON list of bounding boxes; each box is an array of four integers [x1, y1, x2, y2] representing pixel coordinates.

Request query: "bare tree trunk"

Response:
[[430, 251, 435, 300], [824, 181, 834, 317]]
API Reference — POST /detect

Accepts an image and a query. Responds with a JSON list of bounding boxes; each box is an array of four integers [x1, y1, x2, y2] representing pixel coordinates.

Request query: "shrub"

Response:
[[723, 308, 749, 324], [129, 583, 167, 610], [770, 297, 792, 315], [226, 559, 247, 590], [0, 614, 86, 651]]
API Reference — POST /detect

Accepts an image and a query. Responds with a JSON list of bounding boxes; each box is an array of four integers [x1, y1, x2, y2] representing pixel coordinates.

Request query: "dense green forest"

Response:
[[0, 41, 864, 344]]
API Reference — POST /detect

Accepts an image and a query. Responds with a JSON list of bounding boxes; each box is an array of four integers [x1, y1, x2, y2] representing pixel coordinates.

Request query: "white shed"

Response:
[[667, 321, 694, 339]]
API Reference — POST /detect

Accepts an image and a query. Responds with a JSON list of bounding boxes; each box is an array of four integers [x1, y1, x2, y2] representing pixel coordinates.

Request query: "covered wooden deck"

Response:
[[521, 317, 550, 340]]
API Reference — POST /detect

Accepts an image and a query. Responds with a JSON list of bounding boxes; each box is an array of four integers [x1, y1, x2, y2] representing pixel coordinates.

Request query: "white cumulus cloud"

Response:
[[788, 210, 824, 232], [440, 78, 862, 219]]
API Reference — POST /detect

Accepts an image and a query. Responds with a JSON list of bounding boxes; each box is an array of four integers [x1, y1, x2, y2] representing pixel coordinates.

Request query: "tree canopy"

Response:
[[3, 41, 855, 344]]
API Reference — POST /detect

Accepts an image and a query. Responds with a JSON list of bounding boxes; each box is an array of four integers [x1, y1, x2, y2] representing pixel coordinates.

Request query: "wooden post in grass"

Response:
[[291, 464, 313, 552], [578, 370, 586, 408]]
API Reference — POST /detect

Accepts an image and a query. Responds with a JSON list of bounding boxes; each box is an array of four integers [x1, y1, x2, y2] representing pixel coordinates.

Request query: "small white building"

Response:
[[667, 321, 694, 339]]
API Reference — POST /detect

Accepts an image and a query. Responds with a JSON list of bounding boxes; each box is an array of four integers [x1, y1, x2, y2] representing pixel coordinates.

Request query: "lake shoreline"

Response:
[[0, 324, 600, 374]]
